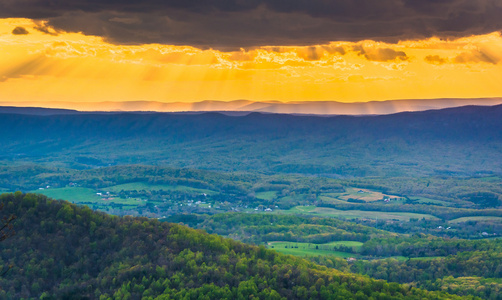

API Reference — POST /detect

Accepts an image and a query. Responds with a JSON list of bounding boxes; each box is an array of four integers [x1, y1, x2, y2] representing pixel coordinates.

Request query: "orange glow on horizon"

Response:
[[1, 18, 502, 105]]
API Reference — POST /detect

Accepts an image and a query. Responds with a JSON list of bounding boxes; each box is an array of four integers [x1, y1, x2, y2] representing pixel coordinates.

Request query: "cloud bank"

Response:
[[1, 0, 502, 50]]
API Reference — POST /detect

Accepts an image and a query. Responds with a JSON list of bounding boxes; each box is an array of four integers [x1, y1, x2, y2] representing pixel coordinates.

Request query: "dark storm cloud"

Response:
[[12, 26, 29, 35], [1, 0, 502, 50], [424, 55, 449, 65], [351, 45, 409, 62], [33, 22, 60, 36]]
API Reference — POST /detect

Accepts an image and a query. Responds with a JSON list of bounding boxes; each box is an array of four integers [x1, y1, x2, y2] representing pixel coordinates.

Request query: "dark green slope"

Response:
[[0, 193, 467, 299], [1, 104, 501, 176]]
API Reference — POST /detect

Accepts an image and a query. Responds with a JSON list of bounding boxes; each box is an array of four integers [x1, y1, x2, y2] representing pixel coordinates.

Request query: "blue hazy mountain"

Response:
[[1, 104, 501, 177], [1, 98, 501, 115]]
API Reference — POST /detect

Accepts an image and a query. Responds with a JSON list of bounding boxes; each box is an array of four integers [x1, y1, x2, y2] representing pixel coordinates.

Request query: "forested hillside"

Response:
[[189, 213, 502, 299], [0, 105, 501, 176], [0, 192, 466, 299]]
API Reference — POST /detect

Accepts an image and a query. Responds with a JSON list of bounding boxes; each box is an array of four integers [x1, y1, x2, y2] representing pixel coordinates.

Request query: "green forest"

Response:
[[0, 192, 469, 299], [179, 213, 502, 299]]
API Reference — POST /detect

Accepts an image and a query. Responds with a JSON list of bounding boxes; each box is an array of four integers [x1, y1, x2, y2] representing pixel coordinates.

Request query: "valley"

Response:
[[0, 106, 501, 299]]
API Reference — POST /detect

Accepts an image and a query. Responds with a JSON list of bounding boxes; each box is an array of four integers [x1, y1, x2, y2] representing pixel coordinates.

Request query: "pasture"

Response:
[[336, 187, 402, 202], [280, 205, 438, 221], [449, 216, 502, 224], [105, 182, 215, 194], [32, 187, 142, 206], [411, 197, 453, 207], [267, 241, 362, 258], [255, 191, 278, 200]]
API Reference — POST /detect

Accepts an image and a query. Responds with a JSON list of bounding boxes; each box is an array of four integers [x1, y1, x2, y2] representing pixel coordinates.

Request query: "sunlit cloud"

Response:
[[0, 19, 502, 103]]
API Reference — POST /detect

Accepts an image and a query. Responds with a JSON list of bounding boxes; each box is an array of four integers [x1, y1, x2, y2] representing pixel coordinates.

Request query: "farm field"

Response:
[[449, 216, 502, 224], [336, 187, 402, 202], [268, 241, 447, 261], [32, 187, 102, 203], [280, 205, 439, 221], [318, 195, 358, 205], [105, 182, 215, 194], [410, 197, 454, 207], [267, 241, 361, 258], [255, 191, 278, 200], [31, 187, 142, 206]]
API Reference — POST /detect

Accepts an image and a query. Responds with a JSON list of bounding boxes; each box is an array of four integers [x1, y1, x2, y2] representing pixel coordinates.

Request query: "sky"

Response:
[[1, 0, 502, 104]]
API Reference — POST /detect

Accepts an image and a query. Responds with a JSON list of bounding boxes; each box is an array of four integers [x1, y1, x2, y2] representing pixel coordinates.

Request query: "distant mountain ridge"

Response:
[[0, 104, 501, 177], [0, 106, 80, 115], [1, 98, 502, 115]]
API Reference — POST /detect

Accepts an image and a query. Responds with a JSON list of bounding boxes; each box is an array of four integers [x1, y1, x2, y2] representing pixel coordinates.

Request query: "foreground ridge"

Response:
[[0, 192, 466, 299]]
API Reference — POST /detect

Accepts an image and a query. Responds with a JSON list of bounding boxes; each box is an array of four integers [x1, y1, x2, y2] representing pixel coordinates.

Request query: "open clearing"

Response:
[[449, 216, 502, 224], [280, 205, 438, 221], [319, 196, 358, 205], [105, 182, 215, 194], [32, 187, 143, 206], [411, 197, 453, 207], [32, 187, 102, 202], [255, 191, 278, 200], [268, 241, 361, 258], [336, 187, 402, 202]]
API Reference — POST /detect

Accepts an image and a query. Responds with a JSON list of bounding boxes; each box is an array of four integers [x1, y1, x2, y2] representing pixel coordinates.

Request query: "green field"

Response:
[[449, 216, 502, 224], [280, 205, 438, 221], [336, 187, 401, 202], [32, 187, 102, 202], [324, 241, 364, 249], [255, 191, 278, 200], [372, 256, 409, 261], [319, 196, 359, 205], [411, 197, 453, 207], [268, 241, 361, 258], [410, 256, 445, 261], [32, 187, 143, 206], [288, 205, 317, 213], [105, 182, 215, 194]]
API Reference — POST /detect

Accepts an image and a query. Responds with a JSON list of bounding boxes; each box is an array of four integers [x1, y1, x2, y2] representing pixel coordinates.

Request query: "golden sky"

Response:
[[1, 18, 502, 104]]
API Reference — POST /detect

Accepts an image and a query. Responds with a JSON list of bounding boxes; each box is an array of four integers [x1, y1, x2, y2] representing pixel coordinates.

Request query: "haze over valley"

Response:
[[2, 98, 502, 115]]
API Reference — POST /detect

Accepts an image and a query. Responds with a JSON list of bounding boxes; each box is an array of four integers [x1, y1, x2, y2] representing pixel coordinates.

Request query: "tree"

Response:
[[0, 202, 16, 276], [0, 202, 15, 242]]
